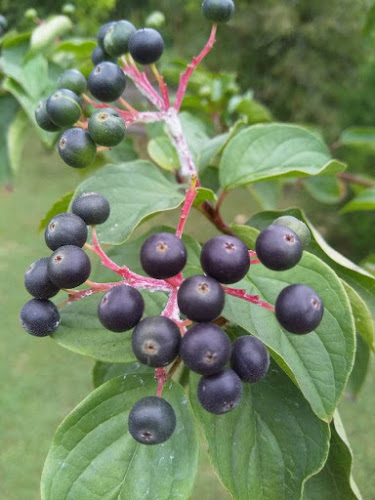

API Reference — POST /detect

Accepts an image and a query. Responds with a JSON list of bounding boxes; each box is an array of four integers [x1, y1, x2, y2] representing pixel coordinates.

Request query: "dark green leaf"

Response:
[[38, 191, 74, 232], [93, 361, 153, 388], [190, 362, 330, 500], [41, 375, 199, 500], [219, 123, 345, 190], [223, 247, 355, 421], [72, 161, 185, 245], [52, 292, 167, 362], [303, 412, 362, 500]]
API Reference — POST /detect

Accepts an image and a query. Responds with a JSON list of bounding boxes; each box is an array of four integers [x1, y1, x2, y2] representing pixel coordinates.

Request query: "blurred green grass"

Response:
[[0, 139, 374, 499]]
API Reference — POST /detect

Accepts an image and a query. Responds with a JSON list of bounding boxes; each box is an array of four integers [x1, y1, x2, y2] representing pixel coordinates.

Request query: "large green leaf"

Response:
[[147, 137, 180, 171], [41, 375, 199, 500], [0, 95, 19, 183], [72, 161, 185, 245], [52, 292, 167, 362], [219, 123, 345, 190], [341, 188, 375, 213], [303, 412, 362, 500], [248, 208, 375, 348], [93, 361, 153, 388], [190, 362, 330, 500], [223, 251, 355, 421]]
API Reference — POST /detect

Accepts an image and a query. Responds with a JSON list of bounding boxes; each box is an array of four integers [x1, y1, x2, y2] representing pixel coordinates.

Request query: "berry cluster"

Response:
[[22, 3, 326, 449], [20, 192, 110, 336]]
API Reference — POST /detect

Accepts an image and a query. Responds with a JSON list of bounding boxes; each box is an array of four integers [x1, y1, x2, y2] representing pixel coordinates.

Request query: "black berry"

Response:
[[140, 232, 187, 280], [200, 235, 250, 284], [35, 99, 60, 132], [197, 369, 243, 414], [20, 299, 60, 337], [129, 28, 164, 65], [91, 46, 116, 65], [57, 69, 87, 95], [48, 245, 91, 289], [45, 213, 87, 251], [46, 89, 82, 127], [273, 216, 311, 249], [88, 108, 126, 147], [104, 20, 136, 57], [177, 275, 224, 322], [25, 257, 60, 299], [58, 128, 96, 168], [231, 336, 270, 383], [128, 396, 176, 445], [98, 284, 144, 333], [132, 316, 181, 367], [275, 284, 324, 334], [180, 323, 231, 375], [256, 225, 303, 271], [88, 62, 126, 102], [202, 0, 235, 23], [72, 192, 110, 225]]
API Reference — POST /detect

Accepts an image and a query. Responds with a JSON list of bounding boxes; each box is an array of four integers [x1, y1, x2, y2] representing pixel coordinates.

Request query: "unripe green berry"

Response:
[[62, 3, 75, 15], [103, 20, 136, 57], [24, 8, 38, 21], [202, 0, 235, 23], [35, 99, 61, 132], [58, 128, 96, 169], [88, 108, 126, 147], [46, 89, 82, 127], [58, 69, 87, 95]]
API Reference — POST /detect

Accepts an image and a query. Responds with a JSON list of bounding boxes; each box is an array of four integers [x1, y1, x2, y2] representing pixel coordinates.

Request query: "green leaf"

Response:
[[72, 161, 185, 245], [0, 94, 19, 183], [38, 191, 74, 232], [219, 123, 345, 190], [223, 250, 355, 421], [346, 335, 371, 400], [228, 92, 273, 123], [7, 108, 29, 173], [197, 133, 229, 171], [342, 282, 375, 350], [248, 181, 282, 210], [52, 292, 167, 362], [52, 38, 96, 63], [147, 137, 180, 171], [303, 412, 362, 500], [41, 375, 199, 500], [178, 112, 210, 161], [341, 187, 375, 213], [193, 187, 217, 207], [339, 127, 375, 150], [303, 176, 345, 205], [190, 362, 330, 500], [93, 361, 153, 388], [30, 15, 73, 54], [248, 208, 375, 345]]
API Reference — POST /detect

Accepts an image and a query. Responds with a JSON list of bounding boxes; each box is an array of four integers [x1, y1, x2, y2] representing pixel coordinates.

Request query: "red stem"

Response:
[[222, 286, 275, 312], [174, 24, 217, 111], [176, 175, 198, 238]]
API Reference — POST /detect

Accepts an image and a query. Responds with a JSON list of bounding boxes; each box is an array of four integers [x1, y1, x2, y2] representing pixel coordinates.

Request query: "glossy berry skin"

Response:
[[202, 0, 235, 23], [58, 128, 96, 168], [140, 232, 187, 279], [20, 299, 60, 337], [273, 215, 311, 249], [132, 316, 181, 367], [275, 284, 324, 335], [25, 257, 60, 299], [200, 235, 250, 284], [231, 336, 270, 383], [177, 275, 224, 322], [256, 224, 303, 271], [45, 213, 87, 251], [180, 323, 231, 376], [104, 20, 136, 57], [46, 89, 82, 127], [88, 62, 126, 102], [128, 396, 176, 445], [88, 108, 126, 147], [48, 245, 91, 289], [97, 21, 115, 49], [91, 46, 116, 65], [129, 28, 164, 65], [98, 284, 144, 333], [198, 369, 243, 414], [35, 99, 60, 132], [72, 192, 110, 225], [57, 69, 87, 95]]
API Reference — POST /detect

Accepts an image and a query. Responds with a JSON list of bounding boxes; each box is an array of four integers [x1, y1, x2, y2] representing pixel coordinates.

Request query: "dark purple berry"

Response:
[[20, 299, 60, 337], [140, 232, 187, 280], [44, 213, 87, 251], [88, 62, 126, 102], [231, 336, 270, 383], [98, 284, 144, 333], [177, 275, 224, 322], [198, 369, 243, 414], [48, 245, 91, 289], [71, 192, 110, 225], [24, 257, 60, 299], [255, 224, 303, 271], [129, 28, 164, 65]]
